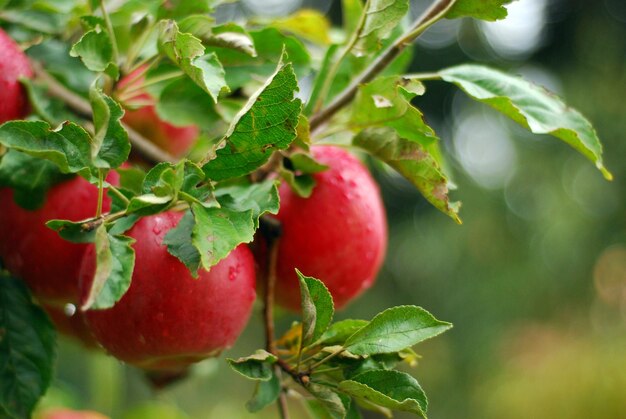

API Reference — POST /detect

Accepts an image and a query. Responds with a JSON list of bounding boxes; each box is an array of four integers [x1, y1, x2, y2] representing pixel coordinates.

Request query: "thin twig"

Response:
[[33, 63, 177, 163], [308, 0, 457, 135], [260, 217, 291, 419]]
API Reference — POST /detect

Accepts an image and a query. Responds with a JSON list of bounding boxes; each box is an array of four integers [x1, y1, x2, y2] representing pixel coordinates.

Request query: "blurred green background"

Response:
[[39, 0, 626, 418]]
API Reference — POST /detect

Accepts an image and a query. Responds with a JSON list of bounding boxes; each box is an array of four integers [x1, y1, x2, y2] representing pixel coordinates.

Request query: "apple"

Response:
[[0, 28, 33, 123], [116, 67, 199, 158], [38, 408, 109, 419], [0, 172, 119, 305], [80, 211, 256, 371], [273, 146, 387, 310]]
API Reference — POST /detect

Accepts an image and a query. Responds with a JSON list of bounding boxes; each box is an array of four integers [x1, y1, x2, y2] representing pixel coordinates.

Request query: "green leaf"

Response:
[[156, 77, 221, 130], [338, 370, 427, 417], [0, 274, 56, 419], [352, 76, 433, 146], [306, 382, 348, 419], [0, 150, 71, 210], [81, 226, 136, 310], [158, 20, 229, 102], [446, 0, 513, 21], [297, 270, 334, 348], [287, 152, 329, 174], [316, 319, 369, 346], [439, 64, 612, 180], [202, 58, 302, 181], [90, 86, 131, 169], [344, 305, 451, 356], [246, 371, 280, 412], [305, 44, 339, 115], [227, 350, 277, 381], [0, 120, 92, 175], [211, 27, 311, 90], [46, 219, 97, 244], [280, 169, 315, 198], [163, 210, 201, 276], [353, 127, 461, 223], [271, 9, 332, 45], [70, 26, 118, 77], [191, 203, 255, 270], [200, 23, 257, 57], [353, 0, 409, 56], [214, 180, 280, 228]]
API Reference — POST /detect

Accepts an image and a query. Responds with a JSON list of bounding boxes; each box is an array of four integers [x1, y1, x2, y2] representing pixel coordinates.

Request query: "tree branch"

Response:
[[260, 216, 291, 419], [32, 63, 177, 164], [308, 0, 457, 135]]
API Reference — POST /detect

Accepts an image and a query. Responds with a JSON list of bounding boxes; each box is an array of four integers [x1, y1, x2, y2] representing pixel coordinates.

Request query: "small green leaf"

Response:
[[439, 64, 612, 180], [280, 169, 315, 198], [0, 274, 56, 419], [191, 203, 255, 269], [89, 86, 131, 169], [354, 127, 461, 223], [0, 150, 71, 210], [158, 20, 229, 102], [352, 76, 433, 146], [344, 305, 451, 356], [46, 218, 98, 243], [214, 180, 280, 227], [201, 23, 257, 57], [246, 371, 280, 412], [227, 350, 277, 381], [288, 152, 329, 174], [23, 79, 77, 125], [156, 77, 221, 130], [70, 26, 117, 76], [202, 57, 302, 181], [297, 270, 334, 348], [316, 319, 369, 346], [271, 9, 332, 45], [81, 226, 136, 310], [306, 382, 349, 419], [163, 210, 201, 276], [339, 370, 428, 417], [352, 0, 409, 56], [0, 120, 92, 175], [446, 0, 513, 21]]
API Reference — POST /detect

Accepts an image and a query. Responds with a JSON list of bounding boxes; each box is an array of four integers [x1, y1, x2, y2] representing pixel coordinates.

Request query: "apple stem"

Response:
[[307, 0, 458, 136], [32, 63, 177, 164]]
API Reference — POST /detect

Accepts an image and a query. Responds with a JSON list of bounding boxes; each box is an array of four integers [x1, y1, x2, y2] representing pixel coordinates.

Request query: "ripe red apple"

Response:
[[273, 146, 387, 310], [116, 67, 199, 157], [0, 172, 118, 305], [0, 28, 33, 123], [80, 211, 256, 371]]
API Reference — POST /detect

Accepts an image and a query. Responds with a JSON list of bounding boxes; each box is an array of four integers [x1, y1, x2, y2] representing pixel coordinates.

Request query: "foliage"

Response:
[[0, 0, 612, 417]]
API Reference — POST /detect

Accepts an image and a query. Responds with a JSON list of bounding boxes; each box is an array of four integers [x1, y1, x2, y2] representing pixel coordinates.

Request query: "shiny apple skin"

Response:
[[0, 172, 118, 305], [0, 28, 33, 123], [80, 211, 257, 371], [273, 146, 388, 311]]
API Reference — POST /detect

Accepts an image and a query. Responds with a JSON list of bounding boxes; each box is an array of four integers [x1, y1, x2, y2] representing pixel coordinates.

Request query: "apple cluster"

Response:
[[0, 29, 387, 373]]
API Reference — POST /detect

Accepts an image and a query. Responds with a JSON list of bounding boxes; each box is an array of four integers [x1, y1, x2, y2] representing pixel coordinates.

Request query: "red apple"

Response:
[[0, 28, 33, 123], [0, 172, 119, 305], [273, 146, 387, 310], [80, 211, 256, 371], [116, 67, 199, 157]]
